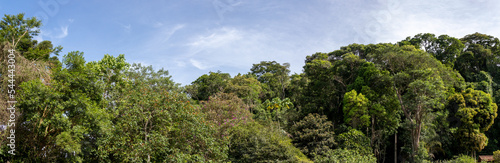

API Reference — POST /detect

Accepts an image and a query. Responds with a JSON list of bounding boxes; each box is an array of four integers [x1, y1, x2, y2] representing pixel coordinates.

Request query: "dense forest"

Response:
[[1, 13, 500, 163]]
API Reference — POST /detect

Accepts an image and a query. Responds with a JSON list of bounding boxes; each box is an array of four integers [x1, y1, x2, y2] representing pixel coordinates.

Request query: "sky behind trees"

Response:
[[1, 0, 499, 85]]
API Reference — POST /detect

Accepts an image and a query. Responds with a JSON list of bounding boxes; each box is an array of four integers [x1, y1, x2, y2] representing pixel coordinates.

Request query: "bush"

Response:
[[494, 150, 500, 163], [438, 154, 475, 163], [291, 113, 336, 158], [337, 129, 373, 156], [314, 148, 376, 163], [228, 121, 312, 163]]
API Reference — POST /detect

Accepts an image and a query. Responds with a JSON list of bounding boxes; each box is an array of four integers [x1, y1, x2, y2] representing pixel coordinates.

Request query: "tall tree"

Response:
[[15, 51, 108, 162], [0, 13, 41, 48], [250, 61, 290, 100], [185, 71, 230, 101], [448, 88, 498, 157]]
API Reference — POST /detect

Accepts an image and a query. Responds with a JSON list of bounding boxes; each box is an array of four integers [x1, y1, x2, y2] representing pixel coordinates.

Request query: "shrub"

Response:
[[314, 148, 376, 163], [291, 113, 336, 158], [229, 121, 312, 163]]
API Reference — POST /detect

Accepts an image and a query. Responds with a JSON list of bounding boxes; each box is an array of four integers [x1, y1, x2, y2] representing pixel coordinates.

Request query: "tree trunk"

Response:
[[395, 133, 397, 163]]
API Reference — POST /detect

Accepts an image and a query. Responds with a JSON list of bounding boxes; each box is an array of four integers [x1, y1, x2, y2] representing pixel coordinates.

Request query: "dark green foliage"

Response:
[[291, 113, 336, 159], [185, 71, 231, 101], [337, 129, 373, 156]]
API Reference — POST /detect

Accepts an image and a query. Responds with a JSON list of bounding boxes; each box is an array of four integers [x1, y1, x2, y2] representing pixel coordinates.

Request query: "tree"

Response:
[[291, 113, 336, 159], [367, 45, 453, 161], [448, 88, 498, 157], [347, 62, 400, 161], [100, 64, 227, 162], [185, 71, 230, 101], [343, 90, 370, 131], [302, 52, 366, 125], [224, 73, 263, 109], [201, 92, 253, 139], [400, 33, 466, 67], [250, 61, 290, 99], [256, 97, 293, 130], [14, 51, 108, 162], [0, 13, 41, 48], [337, 129, 373, 156], [228, 121, 311, 163]]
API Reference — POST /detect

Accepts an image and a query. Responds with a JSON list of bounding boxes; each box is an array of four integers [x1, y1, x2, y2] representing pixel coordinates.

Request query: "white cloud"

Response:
[[189, 59, 210, 70], [356, 0, 500, 44], [187, 27, 242, 53], [153, 21, 163, 28], [35, 25, 69, 42], [55, 25, 69, 39], [121, 24, 131, 33], [159, 24, 185, 43]]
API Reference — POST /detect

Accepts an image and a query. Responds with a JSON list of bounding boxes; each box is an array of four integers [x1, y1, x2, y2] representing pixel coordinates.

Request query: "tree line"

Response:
[[0, 13, 500, 162]]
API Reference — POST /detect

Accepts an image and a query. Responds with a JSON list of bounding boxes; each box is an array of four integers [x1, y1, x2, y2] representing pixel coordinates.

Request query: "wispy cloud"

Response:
[[55, 25, 69, 38], [355, 0, 500, 43], [189, 59, 209, 70], [121, 24, 131, 33], [187, 27, 242, 54]]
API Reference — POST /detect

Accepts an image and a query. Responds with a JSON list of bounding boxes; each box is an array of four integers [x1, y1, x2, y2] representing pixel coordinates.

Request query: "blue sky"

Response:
[[1, 0, 500, 85]]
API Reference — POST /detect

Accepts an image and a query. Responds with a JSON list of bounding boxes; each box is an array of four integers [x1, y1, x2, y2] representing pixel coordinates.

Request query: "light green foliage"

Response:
[[494, 150, 500, 163], [314, 148, 376, 163], [261, 97, 293, 120], [337, 129, 373, 156], [229, 121, 311, 163], [225, 73, 263, 107], [439, 154, 476, 163], [448, 88, 497, 153], [343, 90, 370, 130], [291, 113, 336, 158]]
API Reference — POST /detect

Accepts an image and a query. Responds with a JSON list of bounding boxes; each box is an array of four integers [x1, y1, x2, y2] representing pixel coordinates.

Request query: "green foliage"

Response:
[[225, 73, 263, 108], [291, 113, 336, 158], [100, 64, 227, 162], [228, 121, 311, 163], [314, 148, 376, 163], [185, 71, 231, 101], [250, 61, 291, 99], [15, 51, 106, 162], [201, 92, 253, 139], [448, 88, 498, 154], [494, 150, 500, 163], [2, 17, 500, 162], [343, 90, 370, 130], [302, 52, 367, 124], [337, 129, 373, 156], [0, 13, 41, 48], [439, 154, 476, 163]]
